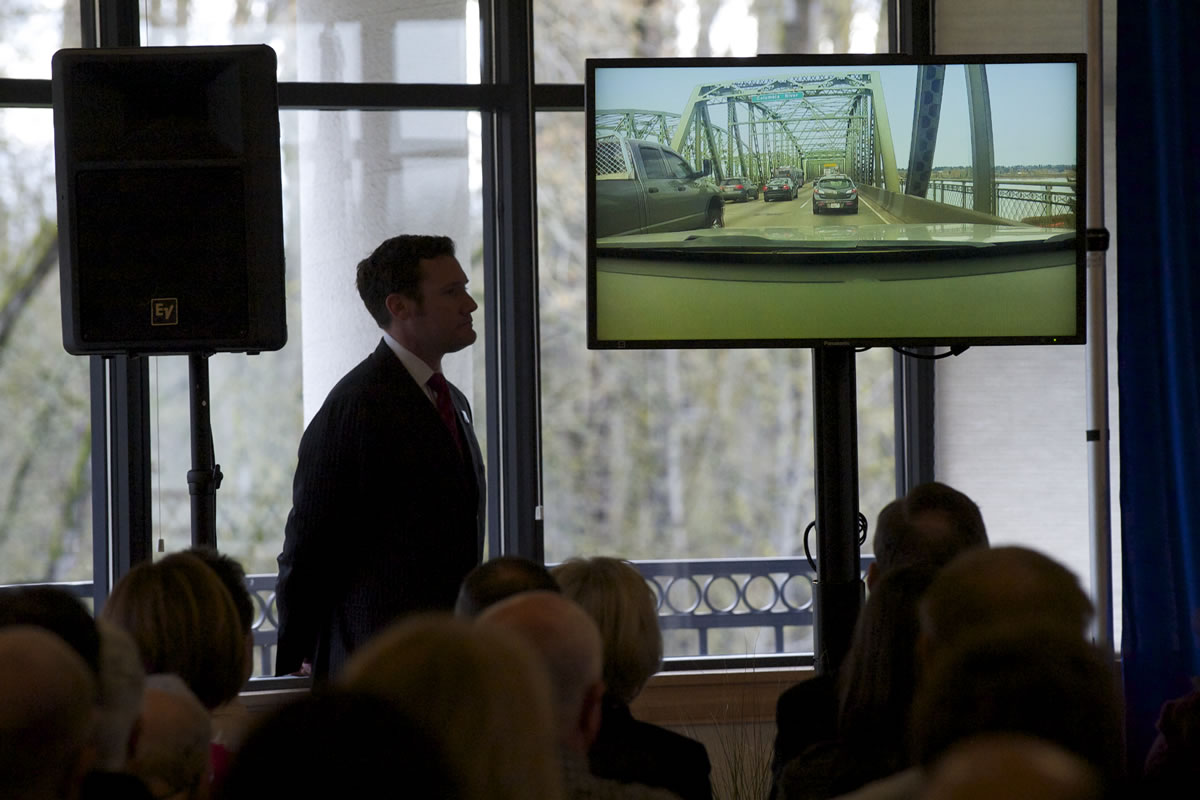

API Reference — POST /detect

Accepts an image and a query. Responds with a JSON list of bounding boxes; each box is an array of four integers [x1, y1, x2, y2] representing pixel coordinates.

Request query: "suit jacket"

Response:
[[275, 340, 485, 679], [589, 694, 713, 800], [770, 673, 839, 799]]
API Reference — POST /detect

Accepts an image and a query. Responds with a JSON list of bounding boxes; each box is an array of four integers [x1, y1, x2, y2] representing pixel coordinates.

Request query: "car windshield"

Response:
[[768, 179, 790, 186], [819, 179, 852, 189], [724, 178, 749, 185]]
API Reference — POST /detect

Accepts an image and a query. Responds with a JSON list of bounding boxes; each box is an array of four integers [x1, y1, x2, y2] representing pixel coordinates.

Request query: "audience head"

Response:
[[837, 563, 938, 763], [0, 626, 98, 800], [218, 689, 464, 800], [0, 584, 101, 676], [478, 590, 606, 753], [918, 545, 1094, 655], [102, 552, 247, 709], [909, 624, 1123, 784], [340, 613, 561, 800], [128, 675, 211, 800], [871, 482, 988, 585], [185, 547, 256, 682], [920, 733, 1104, 800], [184, 548, 254, 634], [93, 619, 147, 771], [454, 555, 560, 617], [551, 556, 662, 704]]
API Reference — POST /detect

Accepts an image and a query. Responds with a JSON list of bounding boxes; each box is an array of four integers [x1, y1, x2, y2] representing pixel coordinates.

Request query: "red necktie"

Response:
[[427, 372, 463, 455]]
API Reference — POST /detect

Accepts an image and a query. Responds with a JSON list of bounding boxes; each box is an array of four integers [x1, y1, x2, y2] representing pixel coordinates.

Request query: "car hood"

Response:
[[597, 222, 1074, 251]]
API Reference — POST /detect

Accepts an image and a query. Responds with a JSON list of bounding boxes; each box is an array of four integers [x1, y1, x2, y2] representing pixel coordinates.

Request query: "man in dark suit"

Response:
[[275, 234, 485, 680]]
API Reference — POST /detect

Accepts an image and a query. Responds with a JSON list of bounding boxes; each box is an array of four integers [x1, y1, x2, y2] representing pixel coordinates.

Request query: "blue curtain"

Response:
[[1117, 0, 1200, 775]]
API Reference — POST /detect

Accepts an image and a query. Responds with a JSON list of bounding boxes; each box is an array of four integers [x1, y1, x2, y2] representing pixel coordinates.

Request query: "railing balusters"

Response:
[[7, 556, 877, 676]]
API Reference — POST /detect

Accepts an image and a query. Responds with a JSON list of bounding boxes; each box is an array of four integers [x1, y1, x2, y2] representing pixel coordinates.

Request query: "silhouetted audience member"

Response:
[[868, 482, 988, 584], [217, 689, 463, 800], [0, 626, 97, 800], [830, 625, 1122, 800], [0, 584, 101, 675], [92, 619, 146, 770], [480, 591, 680, 800], [184, 547, 256, 754], [778, 564, 937, 800], [916, 545, 1094, 659], [553, 556, 712, 800], [772, 482, 988, 797], [127, 675, 212, 800], [341, 613, 563, 800], [919, 734, 1104, 800], [910, 625, 1123, 787], [823, 546, 1100, 799], [0, 585, 155, 799], [454, 554, 560, 617], [1142, 678, 1200, 789], [101, 552, 247, 711]]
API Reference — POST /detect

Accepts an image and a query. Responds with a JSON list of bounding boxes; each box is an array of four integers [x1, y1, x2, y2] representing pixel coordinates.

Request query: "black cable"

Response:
[[892, 344, 970, 360], [802, 513, 869, 572]]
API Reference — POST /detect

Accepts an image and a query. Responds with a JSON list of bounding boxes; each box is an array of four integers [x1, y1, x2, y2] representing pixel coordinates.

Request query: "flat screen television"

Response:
[[586, 53, 1086, 349]]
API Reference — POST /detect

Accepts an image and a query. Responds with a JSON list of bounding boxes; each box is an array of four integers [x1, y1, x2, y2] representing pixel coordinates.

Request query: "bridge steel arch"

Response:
[[667, 71, 902, 191]]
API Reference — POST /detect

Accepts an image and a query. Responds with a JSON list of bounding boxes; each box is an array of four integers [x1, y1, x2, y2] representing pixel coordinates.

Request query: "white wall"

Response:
[[932, 0, 1121, 640]]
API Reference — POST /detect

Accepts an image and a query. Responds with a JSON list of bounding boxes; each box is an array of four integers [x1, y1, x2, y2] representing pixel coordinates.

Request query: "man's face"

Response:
[[388, 254, 478, 367]]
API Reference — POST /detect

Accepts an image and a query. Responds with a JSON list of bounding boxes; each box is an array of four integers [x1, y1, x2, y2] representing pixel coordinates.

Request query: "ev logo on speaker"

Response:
[[151, 299, 179, 326]]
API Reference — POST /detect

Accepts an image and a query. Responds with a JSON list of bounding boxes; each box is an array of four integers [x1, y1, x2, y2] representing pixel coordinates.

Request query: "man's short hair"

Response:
[[129, 675, 211, 800], [919, 545, 1094, 650], [0, 585, 101, 677], [873, 482, 988, 574], [910, 624, 1122, 781], [355, 234, 456, 327], [219, 689, 463, 799], [185, 547, 255, 633], [454, 556, 560, 617], [0, 626, 97, 800]]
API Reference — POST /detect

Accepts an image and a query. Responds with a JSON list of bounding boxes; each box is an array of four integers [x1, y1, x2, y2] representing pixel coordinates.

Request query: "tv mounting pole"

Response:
[[188, 352, 221, 549], [811, 345, 863, 674]]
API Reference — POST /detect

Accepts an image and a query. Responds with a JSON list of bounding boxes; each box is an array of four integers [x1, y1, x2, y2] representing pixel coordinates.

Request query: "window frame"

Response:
[[0, 0, 935, 675]]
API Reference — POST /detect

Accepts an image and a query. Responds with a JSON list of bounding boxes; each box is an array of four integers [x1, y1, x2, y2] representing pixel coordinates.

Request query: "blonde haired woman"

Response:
[[553, 556, 713, 800]]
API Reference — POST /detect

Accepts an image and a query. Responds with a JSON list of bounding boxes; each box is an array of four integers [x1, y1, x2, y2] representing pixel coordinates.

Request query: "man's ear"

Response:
[[385, 292, 416, 321], [865, 561, 880, 591], [580, 681, 606, 751]]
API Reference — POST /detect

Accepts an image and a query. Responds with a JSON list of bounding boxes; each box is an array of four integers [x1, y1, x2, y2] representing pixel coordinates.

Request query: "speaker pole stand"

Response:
[[188, 352, 221, 549]]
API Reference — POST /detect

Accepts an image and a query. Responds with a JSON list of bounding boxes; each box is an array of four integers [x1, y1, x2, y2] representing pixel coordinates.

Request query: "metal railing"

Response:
[[6, 556, 875, 677], [916, 179, 1077, 224], [246, 556, 871, 675]]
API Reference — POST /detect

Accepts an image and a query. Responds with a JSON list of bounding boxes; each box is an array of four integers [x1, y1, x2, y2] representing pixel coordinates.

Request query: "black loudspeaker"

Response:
[[51, 45, 286, 355]]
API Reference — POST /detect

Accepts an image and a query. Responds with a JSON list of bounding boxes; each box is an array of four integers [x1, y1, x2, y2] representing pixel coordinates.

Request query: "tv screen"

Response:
[[586, 54, 1085, 349]]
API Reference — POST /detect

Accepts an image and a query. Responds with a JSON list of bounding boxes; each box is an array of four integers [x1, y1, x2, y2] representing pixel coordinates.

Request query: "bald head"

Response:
[[922, 734, 1104, 800], [0, 626, 97, 800], [455, 556, 560, 617], [128, 676, 212, 800], [479, 591, 605, 749], [919, 545, 1094, 651]]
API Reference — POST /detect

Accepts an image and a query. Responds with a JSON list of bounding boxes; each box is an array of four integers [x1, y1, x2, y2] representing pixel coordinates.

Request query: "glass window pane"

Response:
[[0, 0, 81, 79], [533, 0, 888, 82], [538, 108, 893, 661], [142, 0, 479, 84], [146, 109, 483, 676], [0, 108, 93, 584]]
